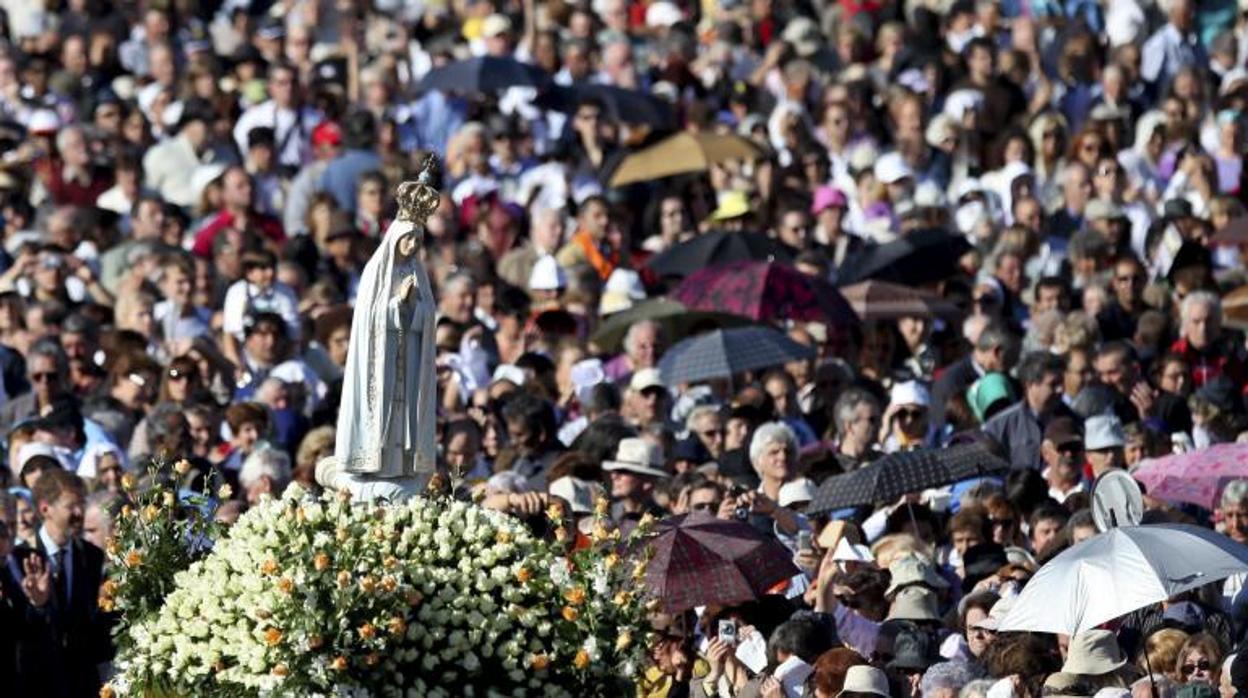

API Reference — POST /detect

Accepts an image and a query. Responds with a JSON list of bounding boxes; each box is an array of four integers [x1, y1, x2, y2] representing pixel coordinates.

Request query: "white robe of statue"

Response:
[[327, 215, 437, 500]]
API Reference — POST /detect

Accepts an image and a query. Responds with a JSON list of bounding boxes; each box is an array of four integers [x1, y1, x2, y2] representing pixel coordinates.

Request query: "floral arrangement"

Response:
[[99, 458, 223, 656], [104, 483, 655, 696]]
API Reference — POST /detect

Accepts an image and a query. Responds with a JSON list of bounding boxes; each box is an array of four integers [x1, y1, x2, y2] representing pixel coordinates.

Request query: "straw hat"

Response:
[[603, 438, 669, 479]]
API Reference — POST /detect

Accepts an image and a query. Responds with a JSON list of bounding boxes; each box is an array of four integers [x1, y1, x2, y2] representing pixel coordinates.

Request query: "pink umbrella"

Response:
[[1132, 443, 1248, 511]]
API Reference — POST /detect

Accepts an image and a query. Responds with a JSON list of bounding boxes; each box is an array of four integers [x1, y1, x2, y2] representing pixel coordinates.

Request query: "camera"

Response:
[[797, 530, 813, 553], [727, 485, 750, 521], [717, 619, 737, 646]]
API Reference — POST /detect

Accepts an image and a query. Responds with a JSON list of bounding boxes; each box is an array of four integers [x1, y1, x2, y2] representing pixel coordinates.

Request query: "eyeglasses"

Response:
[[1182, 659, 1211, 675], [30, 372, 56, 383]]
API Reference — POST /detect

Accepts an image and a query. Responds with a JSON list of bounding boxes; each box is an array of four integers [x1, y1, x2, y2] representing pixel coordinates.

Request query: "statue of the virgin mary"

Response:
[[316, 160, 439, 502]]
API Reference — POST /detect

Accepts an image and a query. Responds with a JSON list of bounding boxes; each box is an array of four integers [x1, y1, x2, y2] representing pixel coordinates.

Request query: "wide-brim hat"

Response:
[[838, 665, 890, 696], [1062, 630, 1127, 676], [886, 553, 948, 596], [603, 437, 669, 479], [888, 586, 941, 623]]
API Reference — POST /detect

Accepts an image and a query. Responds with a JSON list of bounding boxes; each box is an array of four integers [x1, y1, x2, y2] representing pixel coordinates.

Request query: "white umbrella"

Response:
[[998, 524, 1248, 635]]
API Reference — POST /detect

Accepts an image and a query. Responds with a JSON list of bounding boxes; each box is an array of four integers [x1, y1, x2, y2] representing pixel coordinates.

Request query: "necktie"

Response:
[[53, 548, 68, 610]]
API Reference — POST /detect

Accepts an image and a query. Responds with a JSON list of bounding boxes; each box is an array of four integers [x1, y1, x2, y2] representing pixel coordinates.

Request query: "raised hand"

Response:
[[21, 554, 52, 608]]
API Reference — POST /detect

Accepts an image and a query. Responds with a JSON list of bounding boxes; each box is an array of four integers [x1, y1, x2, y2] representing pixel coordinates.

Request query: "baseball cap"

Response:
[[311, 121, 343, 148], [1085, 414, 1126, 451], [630, 368, 667, 393], [1043, 417, 1083, 449], [874, 152, 914, 185], [890, 380, 931, 409], [481, 13, 513, 38], [811, 185, 848, 215]]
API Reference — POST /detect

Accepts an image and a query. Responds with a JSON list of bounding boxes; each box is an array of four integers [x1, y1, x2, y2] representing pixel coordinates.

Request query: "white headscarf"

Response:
[[334, 218, 437, 479]]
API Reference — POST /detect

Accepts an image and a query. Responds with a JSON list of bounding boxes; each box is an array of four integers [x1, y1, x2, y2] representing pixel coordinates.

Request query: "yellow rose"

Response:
[[574, 649, 590, 669], [162, 491, 175, 507], [594, 496, 609, 516], [496, 530, 512, 544], [613, 591, 632, 607], [217, 484, 232, 500], [383, 555, 398, 570], [632, 561, 647, 580], [515, 567, 532, 583], [263, 627, 283, 646], [295, 507, 306, 524], [272, 664, 289, 677], [335, 528, 349, 543], [141, 504, 159, 522], [546, 504, 563, 522], [173, 459, 191, 476], [638, 512, 656, 529], [105, 538, 119, 557], [616, 631, 633, 652], [314, 553, 330, 571], [277, 577, 293, 593], [336, 571, 351, 589], [359, 575, 376, 593], [591, 521, 611, 543], [120, 474, 136, 491], [380, 576, 397, 593], [563, 587, 586, 606], [100, 685, 116, 698], [261, 559, 279, 576], [561, 606, 579, 622], [554, 526, 569, 543], [604, 553, 620, 570], [98, 596, 114, 612]]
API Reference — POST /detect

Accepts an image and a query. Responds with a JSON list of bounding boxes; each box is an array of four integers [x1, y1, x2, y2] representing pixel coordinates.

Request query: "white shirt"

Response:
[[37, 524, 71, 605], [232, 100, 320, 169], [221, 280, 301, 341]]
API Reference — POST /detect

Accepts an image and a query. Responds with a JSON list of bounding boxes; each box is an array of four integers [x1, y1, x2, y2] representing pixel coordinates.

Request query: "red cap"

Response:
[[311, 121, 342, 148]]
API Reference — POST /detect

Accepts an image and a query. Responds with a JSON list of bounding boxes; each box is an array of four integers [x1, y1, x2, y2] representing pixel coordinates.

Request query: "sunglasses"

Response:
[[1182, 660, 1211, 675], [30, 371, 56, 383], [168, 368, 190, 381], [898, 408, 926, 420]]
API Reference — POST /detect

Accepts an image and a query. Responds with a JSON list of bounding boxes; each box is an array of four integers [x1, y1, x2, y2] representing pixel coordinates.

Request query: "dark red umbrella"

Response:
[[669, 260, 859, 327], [643, 512, 799, 613]]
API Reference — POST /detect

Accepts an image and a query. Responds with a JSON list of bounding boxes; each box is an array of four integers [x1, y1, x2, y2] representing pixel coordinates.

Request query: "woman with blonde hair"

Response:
[[1139, 628, 1190, 677]]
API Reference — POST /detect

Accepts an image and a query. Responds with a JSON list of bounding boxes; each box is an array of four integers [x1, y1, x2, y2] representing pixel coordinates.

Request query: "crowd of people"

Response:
[[2, 0, 1248, 696]]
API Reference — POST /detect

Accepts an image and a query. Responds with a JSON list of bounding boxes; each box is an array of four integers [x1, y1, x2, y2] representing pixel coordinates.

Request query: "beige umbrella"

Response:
[[1224, 284, 1248, 330], [839, 280, 961, 321], [608, 132, 762, 187]]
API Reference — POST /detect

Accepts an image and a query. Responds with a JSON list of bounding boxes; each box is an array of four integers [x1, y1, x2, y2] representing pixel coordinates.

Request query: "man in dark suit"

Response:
[[7, 468, 112, 696], [929, 322, 1014, 433]]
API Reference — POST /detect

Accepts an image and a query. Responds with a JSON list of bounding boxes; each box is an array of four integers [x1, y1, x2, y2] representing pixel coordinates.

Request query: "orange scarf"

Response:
[[572, 230, 618, 280]]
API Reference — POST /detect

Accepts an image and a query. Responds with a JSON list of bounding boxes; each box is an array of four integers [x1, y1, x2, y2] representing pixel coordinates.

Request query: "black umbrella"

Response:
[[837, 228, 973, 285], [535, 84, 676, 129], [646, 231, 796, 278], [807, 443, 1010, 515], [418, 56, 549, 94], [590, 298, 752, 352], [658, 326, 815, 385]]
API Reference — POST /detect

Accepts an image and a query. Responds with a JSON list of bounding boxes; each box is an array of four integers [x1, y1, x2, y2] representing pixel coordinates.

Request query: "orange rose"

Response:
[[574, 649, 590, 669], [314, 553, 330, 571], [515, 567, 532, 583], [330, 656, 348, 671], [561, 606, 579, 622], [263, 628, 283, 646], [261, 559, 279, 576], [124, 550, 142, 568], [272, 664, 289, 677], [531, 653, 550, 671], [358, 622, 376, 640], [563, 587, 586, 606]]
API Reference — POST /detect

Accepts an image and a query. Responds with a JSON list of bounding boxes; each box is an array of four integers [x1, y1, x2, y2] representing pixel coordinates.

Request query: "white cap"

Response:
[[645, 1, 682, 28], [890, 380, 931, 408], [943, 88, 985, 120], [873, 152, 914, 185], [492, 364, 526, 387], [570, 358, 606, 403], [528, 255, 567, 291], [630, 367, 666, 393], [17, 442, 73, 473], [481, 13, 513, 38], [914, 181, 947, 209], [832, 537, 874, 563], [28, 109, 60, 134], [1085, 413, 1126, 451], [548, 476, 601, 514], [600, 268, 647, 315], [778, 478, 816, 508]]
